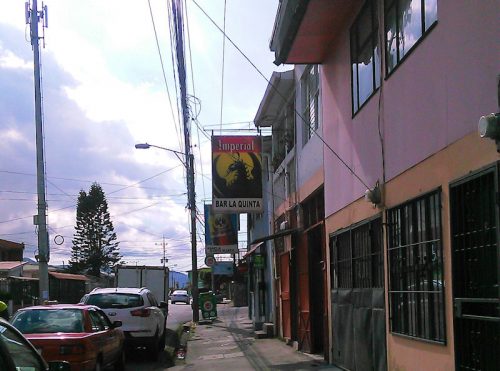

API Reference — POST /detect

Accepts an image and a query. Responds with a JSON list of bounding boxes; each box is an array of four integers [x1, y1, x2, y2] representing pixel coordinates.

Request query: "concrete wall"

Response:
[[321, 0, 500, 217]]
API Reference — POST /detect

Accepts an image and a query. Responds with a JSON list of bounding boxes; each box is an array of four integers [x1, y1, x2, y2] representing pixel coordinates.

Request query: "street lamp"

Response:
[[135, 142, 199, 322]]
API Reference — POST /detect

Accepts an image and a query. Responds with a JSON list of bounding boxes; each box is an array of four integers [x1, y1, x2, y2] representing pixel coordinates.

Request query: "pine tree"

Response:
[[69, 183, 121, 277]]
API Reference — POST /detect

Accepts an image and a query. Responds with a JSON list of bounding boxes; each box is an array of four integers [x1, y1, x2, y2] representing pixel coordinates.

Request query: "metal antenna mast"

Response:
[[26, 0, 50, 303]]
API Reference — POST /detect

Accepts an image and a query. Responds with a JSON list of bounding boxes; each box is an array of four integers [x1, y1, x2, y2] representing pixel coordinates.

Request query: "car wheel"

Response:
[[159, 328, 166, 350], [148, 332, 160, 360], [114, 350, 126, 371]]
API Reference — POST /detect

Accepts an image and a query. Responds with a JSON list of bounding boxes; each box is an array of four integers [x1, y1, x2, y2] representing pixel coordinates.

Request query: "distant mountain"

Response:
[[169, 271, 188, 289]]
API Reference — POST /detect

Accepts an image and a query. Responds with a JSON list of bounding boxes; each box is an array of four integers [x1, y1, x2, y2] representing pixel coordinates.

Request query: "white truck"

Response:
[[115, 265, 170, 303]]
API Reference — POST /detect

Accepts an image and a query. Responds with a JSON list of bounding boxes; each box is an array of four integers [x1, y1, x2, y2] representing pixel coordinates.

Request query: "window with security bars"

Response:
[[301, 65, 319, 143], [387, 190, 446, 343], [331, 217, 383, 289]]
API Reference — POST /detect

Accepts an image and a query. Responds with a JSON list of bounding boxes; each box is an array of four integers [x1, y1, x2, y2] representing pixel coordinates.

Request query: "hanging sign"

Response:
[[204, 204, 239, 255], [211, 135, 263, 213]]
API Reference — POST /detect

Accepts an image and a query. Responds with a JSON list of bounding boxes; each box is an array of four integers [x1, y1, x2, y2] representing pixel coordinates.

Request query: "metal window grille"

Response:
[[302, 191, 324, 229], [331, 217, 383, 289], [387, 190, 446, 343], [302, 65, 319, 141]]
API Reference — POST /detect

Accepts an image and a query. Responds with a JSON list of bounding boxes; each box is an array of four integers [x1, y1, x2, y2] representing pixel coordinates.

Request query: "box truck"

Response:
[[115, 265, 170, 303]]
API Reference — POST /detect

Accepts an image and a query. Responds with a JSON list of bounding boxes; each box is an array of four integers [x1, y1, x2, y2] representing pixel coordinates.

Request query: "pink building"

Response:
[[271, 0, 499, 370]]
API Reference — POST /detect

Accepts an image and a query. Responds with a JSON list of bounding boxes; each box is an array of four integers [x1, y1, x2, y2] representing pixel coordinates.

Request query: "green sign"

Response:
[[199, 292, 217, 320]]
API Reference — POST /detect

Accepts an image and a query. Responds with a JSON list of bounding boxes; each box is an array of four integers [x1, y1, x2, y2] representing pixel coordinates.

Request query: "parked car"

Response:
[[10, 304, 125, 371], [0, 317, 70, 371], [170, 290, 191, 305], [81, 287, 167, 357]]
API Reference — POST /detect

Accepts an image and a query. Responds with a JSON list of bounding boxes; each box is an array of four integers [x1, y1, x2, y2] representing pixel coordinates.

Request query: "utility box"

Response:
[[199, 291, 217, 320]]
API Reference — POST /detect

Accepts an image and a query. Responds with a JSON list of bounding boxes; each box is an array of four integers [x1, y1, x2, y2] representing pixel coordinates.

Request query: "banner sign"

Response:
[[204, 204, 239, 255], [212, 262, 234, 276], [212, 135, 263, 213]]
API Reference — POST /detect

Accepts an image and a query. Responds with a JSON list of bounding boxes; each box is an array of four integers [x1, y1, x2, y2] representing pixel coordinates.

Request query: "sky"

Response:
[[0, 0, 284, 272]]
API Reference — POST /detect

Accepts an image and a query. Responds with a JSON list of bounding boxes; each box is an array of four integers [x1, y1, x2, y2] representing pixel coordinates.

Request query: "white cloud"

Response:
[[0, 48, 32, 70]]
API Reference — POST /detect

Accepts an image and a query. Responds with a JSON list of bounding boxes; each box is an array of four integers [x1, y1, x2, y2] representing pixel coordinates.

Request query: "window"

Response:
[[301, 65, 319, 143], [0, 323, 45, 370], [351, 0, 381, 114], [147, 293, 158, 307], [331, 217, 383, 289], [387, 190, 446, 343], [86, 293, 144, 309], [385, 0, 438, 74], [89, 310, 105, 332], [95, 310, 111, 330]]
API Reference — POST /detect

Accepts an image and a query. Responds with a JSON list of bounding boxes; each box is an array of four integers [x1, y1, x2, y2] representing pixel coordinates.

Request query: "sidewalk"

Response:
[[172, 304, 341, 370]]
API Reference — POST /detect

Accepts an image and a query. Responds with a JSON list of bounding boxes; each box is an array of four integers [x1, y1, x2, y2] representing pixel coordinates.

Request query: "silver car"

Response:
[[170, 290, 191, 304]]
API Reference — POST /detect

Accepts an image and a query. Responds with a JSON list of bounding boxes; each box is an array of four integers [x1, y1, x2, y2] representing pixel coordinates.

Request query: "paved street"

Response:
[[166, 301, 193, 330], [126, 300, 193, 370]]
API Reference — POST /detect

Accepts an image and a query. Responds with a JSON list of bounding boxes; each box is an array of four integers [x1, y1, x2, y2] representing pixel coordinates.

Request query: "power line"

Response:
[[147, 0, 179, 140], [190, 0, 370, 190]]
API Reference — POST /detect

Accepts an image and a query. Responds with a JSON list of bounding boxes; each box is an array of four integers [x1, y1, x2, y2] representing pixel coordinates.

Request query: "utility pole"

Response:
[[28, 0, 50, 303], [160, 236, 168, 302], [170, 0, 198, 322], [188, 154, 199, 322]]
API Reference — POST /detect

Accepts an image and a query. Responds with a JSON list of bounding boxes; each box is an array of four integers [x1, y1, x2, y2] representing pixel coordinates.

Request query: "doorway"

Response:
[[450, 166, 500, 370]]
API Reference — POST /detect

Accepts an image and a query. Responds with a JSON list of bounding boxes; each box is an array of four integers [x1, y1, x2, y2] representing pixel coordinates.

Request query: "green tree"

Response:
[[69, 183, 121, 277]]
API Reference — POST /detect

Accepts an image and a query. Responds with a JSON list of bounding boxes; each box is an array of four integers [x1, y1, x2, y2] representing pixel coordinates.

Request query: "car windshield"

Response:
[[173, 291, 188, 296], [12, 309, 84, 334], [86, 293, 144, 309]]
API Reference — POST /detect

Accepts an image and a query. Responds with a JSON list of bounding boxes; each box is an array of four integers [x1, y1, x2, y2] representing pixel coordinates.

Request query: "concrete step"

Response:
[[254, 330, 268, 339], [262, 322, 274, 337]]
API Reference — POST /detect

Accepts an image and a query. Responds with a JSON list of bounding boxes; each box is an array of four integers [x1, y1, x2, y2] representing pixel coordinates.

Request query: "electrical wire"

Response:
[[147, 0, 181, 143], [190, 0, 370, 190]]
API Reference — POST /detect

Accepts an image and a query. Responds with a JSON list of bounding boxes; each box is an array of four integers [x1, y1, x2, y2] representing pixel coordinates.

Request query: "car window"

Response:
[[79, 294, 88, 304], [173, 290, 187, 295], [12, 309, 84, 334], [95, 310, 111, 330], [88, 311, 105, 332], [86, 293, 144, 309], [0, 322, 45, 370], [147, 293, 158, 307]]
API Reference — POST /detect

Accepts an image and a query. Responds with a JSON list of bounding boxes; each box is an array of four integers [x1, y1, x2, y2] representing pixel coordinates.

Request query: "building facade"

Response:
[[253, 63, 328, 356], [270, 0, 499, 370], [0, 239, 24, 261]]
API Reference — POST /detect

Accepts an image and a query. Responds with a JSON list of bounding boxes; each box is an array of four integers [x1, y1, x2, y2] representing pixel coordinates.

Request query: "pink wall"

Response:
[[322, 0, 500, 218]]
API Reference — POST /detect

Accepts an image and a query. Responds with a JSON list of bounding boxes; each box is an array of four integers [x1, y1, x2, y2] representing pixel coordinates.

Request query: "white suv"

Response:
[[81, 287, 167, 357]]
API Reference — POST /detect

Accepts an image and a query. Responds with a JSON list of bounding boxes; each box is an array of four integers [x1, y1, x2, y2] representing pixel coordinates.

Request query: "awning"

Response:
[[243, 241, 264, 258], [251, 228, 299, 245], [244, 228, 300, 259]]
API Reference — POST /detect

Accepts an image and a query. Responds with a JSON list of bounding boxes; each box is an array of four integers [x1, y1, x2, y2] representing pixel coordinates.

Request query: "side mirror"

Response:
[[112, 321, 122, 328], [159, 301, 168, 309], [48, 361, 71, 371]]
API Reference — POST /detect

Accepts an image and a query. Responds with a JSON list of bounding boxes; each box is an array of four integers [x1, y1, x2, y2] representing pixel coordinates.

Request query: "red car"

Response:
[[11, 304, 125, 371]]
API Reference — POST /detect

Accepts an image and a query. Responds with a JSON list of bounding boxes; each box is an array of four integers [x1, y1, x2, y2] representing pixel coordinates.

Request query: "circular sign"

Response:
[[205, 256, 216, 267], [54, 235, 64, 245], [203, 301, 214, 311]]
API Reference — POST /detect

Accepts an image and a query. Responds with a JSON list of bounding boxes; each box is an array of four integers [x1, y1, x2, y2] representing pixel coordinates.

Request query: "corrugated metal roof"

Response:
[[49, 272, 89, 281], [0, 261, 25, 270]]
